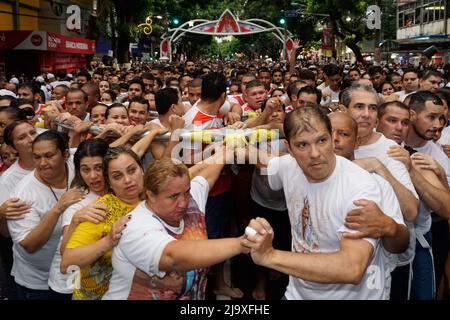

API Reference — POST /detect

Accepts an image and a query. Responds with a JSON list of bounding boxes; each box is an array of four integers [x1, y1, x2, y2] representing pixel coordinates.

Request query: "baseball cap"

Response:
[[36, 76, 45, 83], [47, 73, 55, 79], [9, 77, 19, 85]]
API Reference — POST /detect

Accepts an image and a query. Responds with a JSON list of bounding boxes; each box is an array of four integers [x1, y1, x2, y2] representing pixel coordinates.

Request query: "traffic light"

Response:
[[172, 17, 180, 26], [279, 18, 286, 25]]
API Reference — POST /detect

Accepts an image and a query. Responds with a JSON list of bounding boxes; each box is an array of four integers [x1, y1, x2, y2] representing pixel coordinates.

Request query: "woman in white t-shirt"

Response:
[[49, 139, 109, 298], [7, 130, 84, 300], [104, 153, 248, 300], [0, 120, 38, 299]]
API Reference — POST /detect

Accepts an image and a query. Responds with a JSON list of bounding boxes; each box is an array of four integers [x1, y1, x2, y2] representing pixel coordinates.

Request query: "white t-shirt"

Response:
[[395, 90, 415, 103], [183, 103, 225, 131], [372, 174, 414, 266], [227, 94, 245, 107], [320, 86, 340, 106], [61, 191, 100, 229], [354, 133, 418, 200], [0, 160, 32, 204], [7, 164, 74, 290], [46, 191, 102, 293], [437, 127, 450, 146], [267, 155, 403, 300], [182, 103, 225, 153], [413, 141, 450, 235], [103, 176, 209, 300]]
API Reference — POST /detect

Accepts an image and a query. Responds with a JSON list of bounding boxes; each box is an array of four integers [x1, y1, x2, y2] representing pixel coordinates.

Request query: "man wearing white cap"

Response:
[[46, 73, 58, 89], [9, 77, 19, 86], [0, 90, 16, 107], [35, 76, 51, 102]]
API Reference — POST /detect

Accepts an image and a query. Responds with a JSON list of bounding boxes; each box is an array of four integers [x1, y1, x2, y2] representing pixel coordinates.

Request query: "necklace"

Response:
[[41, 163, 69, 202]]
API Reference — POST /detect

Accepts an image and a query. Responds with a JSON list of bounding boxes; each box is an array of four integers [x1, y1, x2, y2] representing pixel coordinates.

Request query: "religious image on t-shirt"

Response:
[[127, 196, 209, 300], [292, 197, 319, 253], [127, 269, 185, 300]]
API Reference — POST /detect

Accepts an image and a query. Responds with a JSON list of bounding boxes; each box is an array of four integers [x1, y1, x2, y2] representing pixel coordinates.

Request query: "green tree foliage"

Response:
[[305, 0, 377, 62], [95, 0, 344, 62], [380, 0, 397, 41], [96, 0, 153, 63]]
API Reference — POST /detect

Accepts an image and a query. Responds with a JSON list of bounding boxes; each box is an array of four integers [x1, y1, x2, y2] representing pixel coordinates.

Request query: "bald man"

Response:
[[330, 112, 412, 300]]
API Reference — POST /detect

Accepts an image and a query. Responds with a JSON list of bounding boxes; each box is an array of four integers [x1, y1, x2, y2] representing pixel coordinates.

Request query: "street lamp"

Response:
[[279, 12, 287, 63]]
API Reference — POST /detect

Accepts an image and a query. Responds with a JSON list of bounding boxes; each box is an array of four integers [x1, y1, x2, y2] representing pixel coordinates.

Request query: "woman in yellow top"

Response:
[[61, 146, 144, 300]]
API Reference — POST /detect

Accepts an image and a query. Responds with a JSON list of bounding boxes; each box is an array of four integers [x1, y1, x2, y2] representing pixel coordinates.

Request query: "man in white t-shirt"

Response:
[[147, 87, 185, 161], [341, 84, 419, 223], [319, 64, 342, 107], [395, 69, 419, 102], [329, 112, 409, 251], [331, 111, 415, 300], [243, 107, 405, 300], [392, 91, 450, 300], [342, 85, 420, 299]]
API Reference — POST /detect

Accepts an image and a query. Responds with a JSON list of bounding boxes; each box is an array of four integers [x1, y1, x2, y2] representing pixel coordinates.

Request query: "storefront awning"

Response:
[[0, 30, 95, 55]]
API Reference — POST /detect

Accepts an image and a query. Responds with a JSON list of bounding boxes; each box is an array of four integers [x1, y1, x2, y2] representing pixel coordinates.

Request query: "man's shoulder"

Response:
[[336, 157, 381, 193], [267, 155, 303, 182], [372, 133, 397, 148], [419, 141, 449, 167], [356, 134, 394, 157]]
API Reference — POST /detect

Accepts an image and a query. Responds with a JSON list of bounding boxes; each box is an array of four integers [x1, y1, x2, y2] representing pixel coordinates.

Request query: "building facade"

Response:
[[396, 0, 450, 64], [0, 0, 96, 77]]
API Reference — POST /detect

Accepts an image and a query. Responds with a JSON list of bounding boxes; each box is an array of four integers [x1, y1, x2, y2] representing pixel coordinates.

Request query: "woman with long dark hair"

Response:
[[61, 146, 144, 299]]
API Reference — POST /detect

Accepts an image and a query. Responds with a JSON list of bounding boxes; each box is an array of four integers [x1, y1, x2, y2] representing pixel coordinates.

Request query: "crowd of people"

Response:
[[0, 50, 449, 300]]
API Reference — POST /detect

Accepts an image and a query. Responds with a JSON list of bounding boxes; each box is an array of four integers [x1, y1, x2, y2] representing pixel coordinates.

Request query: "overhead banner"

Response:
[[160, 38, 170, 60], [322, 28, 334, 50], [0, 31, 95, 55], [285, 38, 295, 62], [47, 32, 95, 54]]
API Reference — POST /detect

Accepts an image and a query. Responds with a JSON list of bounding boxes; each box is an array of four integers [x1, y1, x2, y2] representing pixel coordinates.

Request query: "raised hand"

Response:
[[168, 114, 185, 132]]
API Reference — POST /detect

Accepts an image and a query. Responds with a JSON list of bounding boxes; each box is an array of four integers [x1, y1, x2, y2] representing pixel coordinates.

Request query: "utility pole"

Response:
[[374, 0, 381, 64], [283, 22, 287, 63], [279, 10, 287, 63], [13, 0, 19, 30], [366, 3, 382, 64]]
